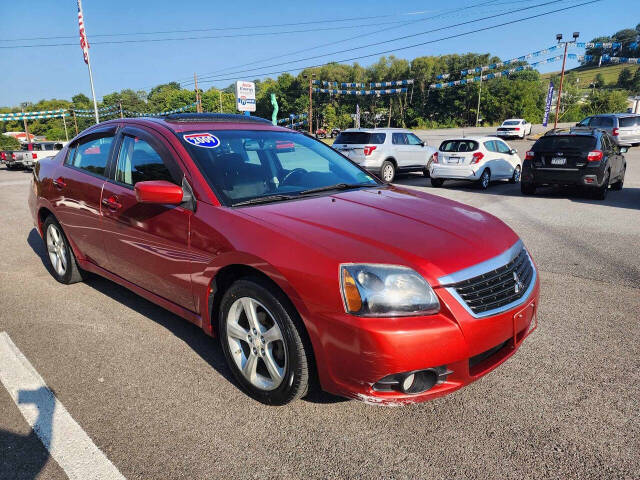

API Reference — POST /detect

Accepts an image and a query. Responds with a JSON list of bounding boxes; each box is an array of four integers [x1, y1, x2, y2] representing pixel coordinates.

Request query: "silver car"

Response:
[[332, 128, 437, 182], [576, 114, 640, 147]]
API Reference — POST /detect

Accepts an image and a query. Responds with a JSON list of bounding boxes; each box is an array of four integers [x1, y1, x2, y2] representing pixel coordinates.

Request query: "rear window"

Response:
[[534, 135, 596, 151], [502, 120, 521, 126], [334, 132, 385, 144], [439, 140, 479, 152], [618, 116, 639, 127]]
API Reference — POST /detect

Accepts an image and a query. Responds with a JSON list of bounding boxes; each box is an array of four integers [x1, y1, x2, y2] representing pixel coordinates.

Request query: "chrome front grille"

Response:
[[438, 241, 536, 318]]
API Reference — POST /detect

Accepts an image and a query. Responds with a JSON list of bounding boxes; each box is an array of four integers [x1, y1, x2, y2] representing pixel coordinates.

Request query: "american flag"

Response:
[[77, 0, 90, 64]]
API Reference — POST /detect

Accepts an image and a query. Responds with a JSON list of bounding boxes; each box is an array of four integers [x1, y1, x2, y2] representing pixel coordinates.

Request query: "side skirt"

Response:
[[77, 259, 204, 331]]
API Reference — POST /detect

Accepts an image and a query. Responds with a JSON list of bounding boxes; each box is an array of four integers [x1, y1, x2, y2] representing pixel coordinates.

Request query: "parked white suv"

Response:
[[332, 128, 436, 182], [429, 137, 522, 189]]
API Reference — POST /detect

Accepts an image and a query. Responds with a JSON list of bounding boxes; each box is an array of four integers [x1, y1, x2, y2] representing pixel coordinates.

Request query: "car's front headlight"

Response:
[[340, 264, 440, 316]]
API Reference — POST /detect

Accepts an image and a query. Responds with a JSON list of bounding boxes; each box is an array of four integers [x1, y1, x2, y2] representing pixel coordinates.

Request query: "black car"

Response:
[[521, 128, 627, 200]]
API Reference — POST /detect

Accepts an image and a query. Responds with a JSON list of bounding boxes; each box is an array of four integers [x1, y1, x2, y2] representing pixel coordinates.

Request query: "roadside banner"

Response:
[[543, 81, 554, 127]]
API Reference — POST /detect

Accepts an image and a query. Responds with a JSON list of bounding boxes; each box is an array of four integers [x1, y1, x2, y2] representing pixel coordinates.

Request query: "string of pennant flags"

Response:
[[0, 112, 70, 121], [0, 109, 67, 119], [313, 79, 413, 88], [313, 87, 409, 96], [70, 105, 119, 114], [430, 65, 531, 90]]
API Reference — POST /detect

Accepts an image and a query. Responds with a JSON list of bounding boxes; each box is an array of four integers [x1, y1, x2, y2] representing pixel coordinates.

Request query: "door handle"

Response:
[[101, 196, 122, 210], [52, 177, 66, 188]]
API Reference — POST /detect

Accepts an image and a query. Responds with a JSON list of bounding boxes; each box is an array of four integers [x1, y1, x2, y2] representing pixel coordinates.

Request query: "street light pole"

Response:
[[553, 31, 579, 130]]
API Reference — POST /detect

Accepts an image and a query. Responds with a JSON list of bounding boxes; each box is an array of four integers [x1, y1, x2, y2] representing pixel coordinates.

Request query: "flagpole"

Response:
[[78, 0, 99, 124]]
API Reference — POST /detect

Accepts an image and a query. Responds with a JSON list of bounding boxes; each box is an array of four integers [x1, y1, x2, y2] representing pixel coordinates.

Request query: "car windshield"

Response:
[[179, 129, 379, 206], [334, 132, 385, 144], [534, 135, 596, 151], [618, 116, 639, 127], [439, 140, 479, 152], [502, 120, 521, 126]]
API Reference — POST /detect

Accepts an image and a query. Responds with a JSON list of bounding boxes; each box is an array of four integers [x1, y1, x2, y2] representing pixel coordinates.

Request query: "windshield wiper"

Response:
[[298, 183, 374, 196], [233, 194, 296, 207]]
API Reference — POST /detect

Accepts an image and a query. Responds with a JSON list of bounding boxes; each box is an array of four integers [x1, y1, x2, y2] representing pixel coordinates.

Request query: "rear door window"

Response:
[[70, 136, 114, 177], [392, 133, 408, 145], [591, 117, 614, 128]]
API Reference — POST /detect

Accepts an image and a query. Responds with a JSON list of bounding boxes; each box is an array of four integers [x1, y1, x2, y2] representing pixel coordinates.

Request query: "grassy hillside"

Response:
[[541, 63, 640, 86]]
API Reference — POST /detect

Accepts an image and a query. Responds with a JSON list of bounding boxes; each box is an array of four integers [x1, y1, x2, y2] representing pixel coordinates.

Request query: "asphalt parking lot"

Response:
[[1, 138, 639, 480]]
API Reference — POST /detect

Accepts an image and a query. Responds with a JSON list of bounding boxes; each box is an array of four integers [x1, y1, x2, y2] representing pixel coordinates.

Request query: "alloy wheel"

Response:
[[46, 224, 67, 277], [226, 297, 287, 391], [382, 164, 394, 182]]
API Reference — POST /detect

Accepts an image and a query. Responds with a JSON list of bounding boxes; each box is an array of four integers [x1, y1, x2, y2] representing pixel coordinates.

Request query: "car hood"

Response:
[[237, 186, 519, 285]]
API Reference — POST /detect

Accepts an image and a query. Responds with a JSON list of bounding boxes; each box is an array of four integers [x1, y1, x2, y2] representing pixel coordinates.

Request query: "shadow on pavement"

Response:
[[394, 174, 640, 211], [26, 228, 345, 405], [0, 387, 54, 480]]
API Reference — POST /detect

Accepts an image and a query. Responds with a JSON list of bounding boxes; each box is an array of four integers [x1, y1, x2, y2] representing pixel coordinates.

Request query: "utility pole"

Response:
[[62, 114, 69, 141], [219, 90, 223, 113], [475, 74, 483, 127], [118, 102, 123, 118], [304, 73, 315, 134], [21, 107, 32, 145], [387, 97, 392, 127], [72, 110, 79, 136], [194, 73, 203, 113], [553, 31, 580, 129]]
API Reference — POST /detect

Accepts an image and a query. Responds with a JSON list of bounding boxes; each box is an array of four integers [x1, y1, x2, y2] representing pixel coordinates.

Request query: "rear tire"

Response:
[[43, 216, 84, 284], [611, 167, 625, 191], [521, 182, 536, 195], [381, 160, 396, 183], [218, 277, 311, 405], [430, 178, 444, 188], [593, 170, 610, 200], [477, 169, 490, 190]]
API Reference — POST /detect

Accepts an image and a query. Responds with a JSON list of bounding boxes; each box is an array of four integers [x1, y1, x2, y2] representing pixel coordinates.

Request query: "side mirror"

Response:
[[134, 180, 183, 205], [510, 148, 517, 155], [620, 147, 628, 153]]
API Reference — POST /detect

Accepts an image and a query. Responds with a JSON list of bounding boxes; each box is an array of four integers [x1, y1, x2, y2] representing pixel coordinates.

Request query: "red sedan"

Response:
[[28, 114, 539, 406]]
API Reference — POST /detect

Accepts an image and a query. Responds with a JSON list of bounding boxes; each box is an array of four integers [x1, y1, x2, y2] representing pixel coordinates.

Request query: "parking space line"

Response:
[[0, 331, 126, 480]]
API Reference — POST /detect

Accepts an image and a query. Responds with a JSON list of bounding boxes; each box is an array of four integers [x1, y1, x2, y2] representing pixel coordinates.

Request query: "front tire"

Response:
[[218, 278, 311, 405], [509, 165, 521, 184], [430, 178, 444, 187], [381, 160, 396, 183], [43, 216, 84, 284]]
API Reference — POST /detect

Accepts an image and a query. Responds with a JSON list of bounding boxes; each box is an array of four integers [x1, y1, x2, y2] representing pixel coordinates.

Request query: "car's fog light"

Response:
[[401, 373, 415, 392]]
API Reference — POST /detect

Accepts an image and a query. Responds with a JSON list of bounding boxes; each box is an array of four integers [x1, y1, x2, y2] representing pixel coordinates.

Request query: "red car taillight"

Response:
[[432, 152, 438, 163], [514, 127, 520, 131], [0, 152, 5, 160], [470, 151, 484, 164], [612, 127, 619, 136], [587, 150, 603, 162], [32, 153, 37, 159], [525, 150, 535, 160], [11, 153, 16, 160], [363, 145, 377, 156]]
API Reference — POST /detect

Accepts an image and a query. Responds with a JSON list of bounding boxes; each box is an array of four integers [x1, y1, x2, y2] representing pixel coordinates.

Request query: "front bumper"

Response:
[[315, 276, 540, 405], [430, 164, 481, 180]]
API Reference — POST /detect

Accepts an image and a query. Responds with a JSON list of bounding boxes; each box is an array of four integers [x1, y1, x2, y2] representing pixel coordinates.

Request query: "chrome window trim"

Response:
[[437, 240, 537, 319]]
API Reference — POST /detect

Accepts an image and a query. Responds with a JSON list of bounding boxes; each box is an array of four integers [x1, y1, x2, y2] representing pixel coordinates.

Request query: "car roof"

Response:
[[440, 136, 501, 142], [98, 114, 287, 133], [341, 127, 409, 133]]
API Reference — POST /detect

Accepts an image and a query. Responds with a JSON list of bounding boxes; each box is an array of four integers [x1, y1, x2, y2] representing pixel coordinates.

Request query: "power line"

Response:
[[195, 0, 599, 86], [181, 0, 512, 83], [0, 10, 435, 43], [186, 0, 577, 84]]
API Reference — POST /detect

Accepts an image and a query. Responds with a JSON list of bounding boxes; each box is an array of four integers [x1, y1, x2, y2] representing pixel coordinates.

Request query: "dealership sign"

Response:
[[235, 81, 256, 112]]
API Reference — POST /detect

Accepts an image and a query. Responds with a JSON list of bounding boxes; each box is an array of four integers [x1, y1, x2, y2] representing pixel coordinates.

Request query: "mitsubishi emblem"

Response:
[[513, 271, 524, 294]]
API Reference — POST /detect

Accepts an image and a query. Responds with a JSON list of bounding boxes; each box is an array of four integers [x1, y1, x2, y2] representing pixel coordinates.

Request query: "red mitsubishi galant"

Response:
[[28, 114, 539, 406]]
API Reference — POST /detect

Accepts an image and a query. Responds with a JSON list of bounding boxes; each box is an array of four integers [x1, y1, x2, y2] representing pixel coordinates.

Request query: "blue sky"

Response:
[[0, 0, 635, 107]]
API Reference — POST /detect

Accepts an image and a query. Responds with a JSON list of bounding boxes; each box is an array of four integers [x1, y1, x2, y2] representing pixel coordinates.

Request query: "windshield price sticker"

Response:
[[183, 133, 220, 148]]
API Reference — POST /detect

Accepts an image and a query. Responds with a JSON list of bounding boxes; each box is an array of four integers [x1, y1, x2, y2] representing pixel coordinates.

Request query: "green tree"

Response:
[[0, 134, 21, 149], [581, 90, 629, 116], [593, 73, 606, 88], [617, 68, 633, 89]]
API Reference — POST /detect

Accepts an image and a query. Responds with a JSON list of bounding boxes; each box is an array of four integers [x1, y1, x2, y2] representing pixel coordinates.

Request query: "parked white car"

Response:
[[429, 137, 522, 189], [496, 119, 532, 139], [332, 128, 437, 182]]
